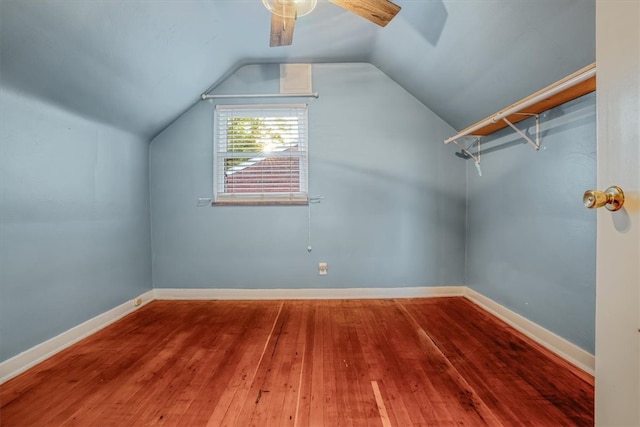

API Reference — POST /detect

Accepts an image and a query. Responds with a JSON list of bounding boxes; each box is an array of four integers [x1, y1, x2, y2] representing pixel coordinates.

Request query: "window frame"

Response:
[[213, 104, 309, 206]]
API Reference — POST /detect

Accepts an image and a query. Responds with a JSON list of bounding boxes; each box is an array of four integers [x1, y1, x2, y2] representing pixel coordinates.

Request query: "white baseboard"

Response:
[[0, 289, 154, 384], [153, 286, 466, 300], [464, 287, 595, 376], [1, 286, 594, 384]]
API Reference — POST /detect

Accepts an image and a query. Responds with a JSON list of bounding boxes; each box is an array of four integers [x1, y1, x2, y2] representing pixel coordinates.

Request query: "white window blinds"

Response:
[[214, 104, 308, 204]]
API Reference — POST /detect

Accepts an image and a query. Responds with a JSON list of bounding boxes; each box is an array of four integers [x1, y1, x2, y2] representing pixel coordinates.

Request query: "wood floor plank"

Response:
[[2, 304, 187, 425], [328, 301, 377, 426], [364, 300, 496, 425], [232, 300, 304, 426], [353, 303, 422, 426], [370, 380, 391, 427], [395, 300, 503, 425], [295, 302, 323, 427], [401, 297, 594, 426], [198, 301, 283, 427], [0, 298, 594, 426]]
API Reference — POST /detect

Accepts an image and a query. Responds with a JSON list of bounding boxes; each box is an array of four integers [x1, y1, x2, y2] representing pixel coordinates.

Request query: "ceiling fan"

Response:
[[263, 0, 401, 47]]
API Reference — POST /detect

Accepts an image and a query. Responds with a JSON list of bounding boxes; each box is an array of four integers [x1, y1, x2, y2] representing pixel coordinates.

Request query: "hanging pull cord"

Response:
[[307, 195, 324, 252]]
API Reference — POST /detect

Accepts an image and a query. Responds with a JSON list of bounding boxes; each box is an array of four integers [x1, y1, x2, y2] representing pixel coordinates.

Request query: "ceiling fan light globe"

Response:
[[262, 0, 317, 18]]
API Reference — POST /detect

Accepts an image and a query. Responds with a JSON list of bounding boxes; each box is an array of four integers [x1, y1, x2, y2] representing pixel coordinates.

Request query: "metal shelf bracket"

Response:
[[452, 137, 483, 176], [503, 113, 540, 150]]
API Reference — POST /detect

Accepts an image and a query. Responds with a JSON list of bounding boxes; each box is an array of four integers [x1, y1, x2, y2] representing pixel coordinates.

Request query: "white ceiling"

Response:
[[0, 0, 595, 139]]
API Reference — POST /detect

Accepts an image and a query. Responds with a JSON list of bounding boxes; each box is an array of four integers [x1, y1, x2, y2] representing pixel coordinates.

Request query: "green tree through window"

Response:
[[225, 116, 294, 169]]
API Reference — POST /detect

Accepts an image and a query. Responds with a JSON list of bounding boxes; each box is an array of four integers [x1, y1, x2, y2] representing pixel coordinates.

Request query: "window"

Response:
[[214, 104, 308, 205]]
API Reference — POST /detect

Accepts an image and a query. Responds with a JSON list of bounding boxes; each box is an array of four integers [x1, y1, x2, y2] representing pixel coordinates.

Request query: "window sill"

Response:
[[212, 200, 308, 206]]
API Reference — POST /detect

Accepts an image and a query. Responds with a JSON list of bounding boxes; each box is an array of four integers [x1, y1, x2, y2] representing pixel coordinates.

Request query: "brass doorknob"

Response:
[[583, 186, 625, 211]]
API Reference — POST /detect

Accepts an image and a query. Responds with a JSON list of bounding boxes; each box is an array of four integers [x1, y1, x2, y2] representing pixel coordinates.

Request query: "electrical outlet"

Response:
[[318, 262, 328, 275]]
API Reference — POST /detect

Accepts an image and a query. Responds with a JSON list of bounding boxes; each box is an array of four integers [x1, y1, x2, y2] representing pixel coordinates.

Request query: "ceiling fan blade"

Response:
[[269, 1, 296, 47], [329, 0, 401, 27]]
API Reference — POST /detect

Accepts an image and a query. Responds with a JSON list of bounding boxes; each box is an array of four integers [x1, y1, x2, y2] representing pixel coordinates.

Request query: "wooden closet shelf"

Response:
[[446, 63, 596, 142]]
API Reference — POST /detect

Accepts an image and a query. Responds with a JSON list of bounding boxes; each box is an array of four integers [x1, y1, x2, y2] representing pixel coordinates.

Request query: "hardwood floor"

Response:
[[0, 298, 594, 426]]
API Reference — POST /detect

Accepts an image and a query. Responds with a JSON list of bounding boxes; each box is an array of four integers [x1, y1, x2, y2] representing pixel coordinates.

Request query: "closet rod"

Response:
[[201, 92, 319, 100], [444, 64, 596, 144]]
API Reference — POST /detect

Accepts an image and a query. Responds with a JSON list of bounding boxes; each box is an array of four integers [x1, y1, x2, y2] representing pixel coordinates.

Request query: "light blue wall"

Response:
[[150, 63, 466, 289], [0, 60, 596, 363], [466, 93, 597, 353], [0, 87, 152, 362]]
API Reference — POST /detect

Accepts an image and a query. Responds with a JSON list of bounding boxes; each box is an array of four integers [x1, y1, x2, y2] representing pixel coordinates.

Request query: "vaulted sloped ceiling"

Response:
[[0, 0, 594, 139]]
